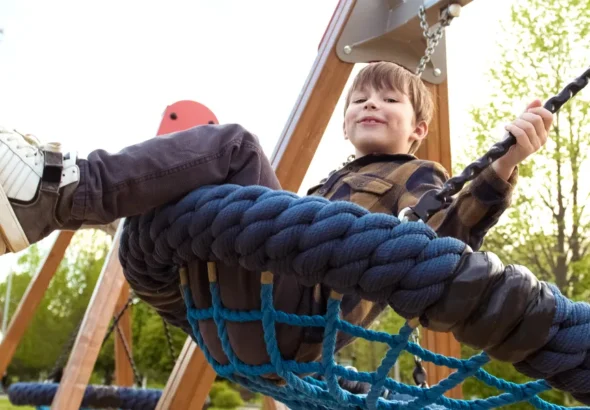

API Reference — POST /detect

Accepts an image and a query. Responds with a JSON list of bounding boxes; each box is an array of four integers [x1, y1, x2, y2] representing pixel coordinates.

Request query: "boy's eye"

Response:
[[353, 98, 366, 104], [385, 98, 397, 103]]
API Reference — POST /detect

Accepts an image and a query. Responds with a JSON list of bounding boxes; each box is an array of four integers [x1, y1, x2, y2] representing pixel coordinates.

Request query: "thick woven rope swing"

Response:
[[119, 184, 590, 410], [7, 382, 161, 410]]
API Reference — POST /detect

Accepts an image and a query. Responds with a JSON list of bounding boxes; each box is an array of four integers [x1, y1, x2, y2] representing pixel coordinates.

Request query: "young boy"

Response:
[[0, 62, 552, 369]]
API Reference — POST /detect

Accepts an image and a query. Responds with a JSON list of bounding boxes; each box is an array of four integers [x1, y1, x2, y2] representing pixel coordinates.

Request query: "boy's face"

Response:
[[344, 86, 427, 157]]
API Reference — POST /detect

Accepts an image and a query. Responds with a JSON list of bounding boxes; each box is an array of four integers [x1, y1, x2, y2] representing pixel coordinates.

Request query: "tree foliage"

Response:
[[1, 231, 110, 382], [0, 229, 187, 387]]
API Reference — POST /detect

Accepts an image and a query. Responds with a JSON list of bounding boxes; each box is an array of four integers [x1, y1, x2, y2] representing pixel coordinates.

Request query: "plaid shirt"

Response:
[[296, 153, 518, 359]]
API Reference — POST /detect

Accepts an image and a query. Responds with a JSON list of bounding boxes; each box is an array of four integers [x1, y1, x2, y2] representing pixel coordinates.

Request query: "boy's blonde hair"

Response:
[[343, 62, 434, 154]]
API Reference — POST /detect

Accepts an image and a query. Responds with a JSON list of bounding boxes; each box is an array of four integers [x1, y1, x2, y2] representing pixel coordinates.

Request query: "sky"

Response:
[[0, 0, 515, 280]]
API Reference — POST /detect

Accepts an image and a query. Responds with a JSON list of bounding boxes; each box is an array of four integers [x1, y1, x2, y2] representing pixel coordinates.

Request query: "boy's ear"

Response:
[[410, 121, 428, 142]]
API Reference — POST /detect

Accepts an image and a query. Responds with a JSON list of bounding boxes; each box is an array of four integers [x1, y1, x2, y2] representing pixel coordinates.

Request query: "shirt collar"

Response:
[[346, 153, 417, 168]]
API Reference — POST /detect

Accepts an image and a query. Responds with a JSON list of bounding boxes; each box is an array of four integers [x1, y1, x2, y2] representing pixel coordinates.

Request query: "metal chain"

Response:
[[114, 322, 143, 386], [403, 66, 590, 223], [410, 5, 460, 385], [47, 318, 84, 382], [415, 4, 457, 77], [46, 294, 136, 382], [410, 328, 429, 388], [102, 293, 135, 344], [162, 318, 177, 362]]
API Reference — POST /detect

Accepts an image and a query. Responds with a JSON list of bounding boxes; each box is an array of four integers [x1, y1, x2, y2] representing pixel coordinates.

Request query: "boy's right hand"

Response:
[[501, 99, 553, 167]]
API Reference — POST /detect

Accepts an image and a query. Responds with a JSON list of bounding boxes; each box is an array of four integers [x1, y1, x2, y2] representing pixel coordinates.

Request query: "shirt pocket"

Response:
[[342, 174, 393, 211]]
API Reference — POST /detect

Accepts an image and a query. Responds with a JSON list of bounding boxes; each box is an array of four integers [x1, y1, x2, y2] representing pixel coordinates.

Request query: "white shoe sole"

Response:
[[0, 183, 30, 254]]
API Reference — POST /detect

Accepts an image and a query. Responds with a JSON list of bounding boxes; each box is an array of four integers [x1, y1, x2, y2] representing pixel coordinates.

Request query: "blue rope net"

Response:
[[118, 184, 590, 410], [182, 272, 581, 410]]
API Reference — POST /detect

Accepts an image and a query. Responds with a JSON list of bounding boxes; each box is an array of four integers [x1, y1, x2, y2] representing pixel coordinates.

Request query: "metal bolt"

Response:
[[433, 68, 442, 77], [343, 45, 352, 54], [448, 4, 462, 17]]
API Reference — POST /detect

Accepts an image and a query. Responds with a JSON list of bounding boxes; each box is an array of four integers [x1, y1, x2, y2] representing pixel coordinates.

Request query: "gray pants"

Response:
[[75, 123, 325, 366], [73, 123, 280, 224]]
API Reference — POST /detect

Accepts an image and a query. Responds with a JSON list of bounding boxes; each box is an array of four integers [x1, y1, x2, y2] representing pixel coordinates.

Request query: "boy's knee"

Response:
[[227, 123, 261, 144], [191, 123, 263, 151]]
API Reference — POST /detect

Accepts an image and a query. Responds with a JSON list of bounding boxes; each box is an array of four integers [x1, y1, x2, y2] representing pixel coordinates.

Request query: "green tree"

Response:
[[454, 0, 590, 407], [0, 230, 111, 383], [0, 228, 190, 387], [131, 300, 186, 386]]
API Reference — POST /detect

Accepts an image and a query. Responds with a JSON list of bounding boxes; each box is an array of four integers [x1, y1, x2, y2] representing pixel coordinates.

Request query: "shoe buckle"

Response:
[[42, 151, 63, 187]]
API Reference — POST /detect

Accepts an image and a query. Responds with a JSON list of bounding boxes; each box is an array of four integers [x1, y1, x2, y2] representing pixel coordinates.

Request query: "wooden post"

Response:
[[51, 229, 127, 409], [263, 396, 290, 410], [155, 338, 216, 410], [114, 282, 133, 386], [414, 80, 462, 399], [0, 231, 74, 377], [271, 0, 356, 191]]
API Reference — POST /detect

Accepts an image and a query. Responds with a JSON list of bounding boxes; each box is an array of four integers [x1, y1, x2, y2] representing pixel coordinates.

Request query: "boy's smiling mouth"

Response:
[[358, 116, 386, 124]]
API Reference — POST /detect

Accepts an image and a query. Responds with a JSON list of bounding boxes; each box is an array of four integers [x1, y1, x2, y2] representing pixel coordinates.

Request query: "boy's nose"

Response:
[[364, 100, 377, 109]]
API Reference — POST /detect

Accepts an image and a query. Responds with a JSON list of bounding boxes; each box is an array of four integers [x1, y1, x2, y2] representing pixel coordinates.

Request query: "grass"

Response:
[[0, 395, 34, 410]]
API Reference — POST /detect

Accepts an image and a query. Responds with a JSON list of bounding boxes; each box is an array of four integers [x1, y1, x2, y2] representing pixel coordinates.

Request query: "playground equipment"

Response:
[[2, 0, 589, 408]]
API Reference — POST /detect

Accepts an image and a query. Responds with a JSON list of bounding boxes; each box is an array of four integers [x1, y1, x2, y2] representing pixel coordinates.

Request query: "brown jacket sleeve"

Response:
[[396, 160, 518, 250]]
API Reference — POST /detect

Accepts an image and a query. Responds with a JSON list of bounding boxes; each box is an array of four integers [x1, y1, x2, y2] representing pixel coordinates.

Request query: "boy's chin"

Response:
[[354, 141, 397, 156]]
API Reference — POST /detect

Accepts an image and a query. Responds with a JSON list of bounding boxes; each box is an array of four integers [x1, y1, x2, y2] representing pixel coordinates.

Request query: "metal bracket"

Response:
[[336, 0, 467, 83]]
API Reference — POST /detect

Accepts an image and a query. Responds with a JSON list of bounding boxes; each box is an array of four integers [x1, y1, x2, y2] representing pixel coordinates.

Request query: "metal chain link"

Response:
[[102, 293, 135, 344], [114, 322, 143, 386], [408, 3, 460, 386], [162, 318, 177, 362], [47, 318, 84, 382], [403, 66, 590, 223], [410, 328, 429, 388], [415, 5, 457, 77], [46, 295, 136, 382]]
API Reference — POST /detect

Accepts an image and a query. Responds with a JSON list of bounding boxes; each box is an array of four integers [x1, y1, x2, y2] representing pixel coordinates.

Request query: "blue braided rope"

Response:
[[119, 184, 590, 409], [7, 382, 162, 409]]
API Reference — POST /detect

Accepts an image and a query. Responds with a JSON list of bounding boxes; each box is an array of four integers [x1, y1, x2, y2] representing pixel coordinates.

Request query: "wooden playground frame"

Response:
[[0, 0, 472, 408]]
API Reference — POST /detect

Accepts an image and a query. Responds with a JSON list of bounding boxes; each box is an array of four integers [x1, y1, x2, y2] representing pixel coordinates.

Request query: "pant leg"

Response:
[[71, 123, 278, 224], [92, 123, 313, 366]]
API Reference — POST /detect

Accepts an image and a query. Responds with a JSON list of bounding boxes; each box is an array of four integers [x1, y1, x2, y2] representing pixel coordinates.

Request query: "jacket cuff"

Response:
[[470, 164, 518, 200]]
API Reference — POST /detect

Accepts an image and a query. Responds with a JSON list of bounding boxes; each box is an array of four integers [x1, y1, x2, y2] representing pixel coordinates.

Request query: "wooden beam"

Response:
[[417, 81, 452, 171], [263, 396, 290, 410], [114, 282, 133, 387], [50, 228, 127, 410], [0, 231, 74, 377], [271, 0, 356, 192], [155, 338, 216, 410], [415, 80, 462, 399]]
